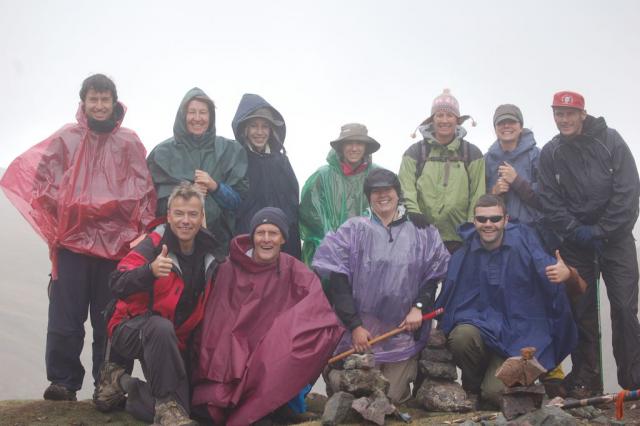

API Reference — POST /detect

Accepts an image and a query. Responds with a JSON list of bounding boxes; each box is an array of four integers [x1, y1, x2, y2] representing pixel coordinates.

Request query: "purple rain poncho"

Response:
[[312, 211, 450, 363]]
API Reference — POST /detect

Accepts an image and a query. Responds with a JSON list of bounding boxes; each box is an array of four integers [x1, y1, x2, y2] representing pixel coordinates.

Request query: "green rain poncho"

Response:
[[299, 149, 377, 265], [147, 88, 248, 256]]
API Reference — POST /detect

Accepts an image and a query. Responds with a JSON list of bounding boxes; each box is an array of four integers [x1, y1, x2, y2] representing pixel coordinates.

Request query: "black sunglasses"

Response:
[[475, 215, 504, 223]]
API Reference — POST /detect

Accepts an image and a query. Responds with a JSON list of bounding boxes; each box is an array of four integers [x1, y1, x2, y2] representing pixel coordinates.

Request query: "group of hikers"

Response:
[[1, 73, 640, 425]]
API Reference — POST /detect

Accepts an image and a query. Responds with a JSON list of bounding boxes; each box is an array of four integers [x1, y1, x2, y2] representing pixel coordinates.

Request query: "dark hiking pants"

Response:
[[447, 324, 505, 408], [46, 249, 117, 391], [561, 233, 640, 392], [110, 314, 190, 423]]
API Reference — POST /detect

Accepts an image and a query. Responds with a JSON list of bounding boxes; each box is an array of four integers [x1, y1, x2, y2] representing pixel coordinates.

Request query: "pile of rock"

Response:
[[414, 328, 474, 412], [321, 354, 395, 425]]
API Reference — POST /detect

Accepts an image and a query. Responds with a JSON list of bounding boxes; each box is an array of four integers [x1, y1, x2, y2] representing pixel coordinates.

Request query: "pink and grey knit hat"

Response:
[[411, 88, 476, 137], [431, 88, 460, 117]]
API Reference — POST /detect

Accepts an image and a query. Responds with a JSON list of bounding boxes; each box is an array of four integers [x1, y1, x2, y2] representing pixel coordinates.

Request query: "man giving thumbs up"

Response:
[[94, 183, 221, 426]]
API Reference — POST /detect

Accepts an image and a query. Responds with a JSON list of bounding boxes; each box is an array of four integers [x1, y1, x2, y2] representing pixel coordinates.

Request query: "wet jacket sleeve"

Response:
[[109, 237, 157, 299], [466, 157, 486, 221], [538, 145, 580, 238], [398, 155, 421, 214], [328, 272, 362, 330], [511, 175, 542, 210], [210, 181, 241, 210], [299, 171, 325, 265], [413, 279, 439, 312], [597, 130, 640, 237]]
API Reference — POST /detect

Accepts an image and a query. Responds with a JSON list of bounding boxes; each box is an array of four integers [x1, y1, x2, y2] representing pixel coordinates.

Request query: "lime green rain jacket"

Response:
[[398, 125, 485, 243], [299, 149, 377, 265]]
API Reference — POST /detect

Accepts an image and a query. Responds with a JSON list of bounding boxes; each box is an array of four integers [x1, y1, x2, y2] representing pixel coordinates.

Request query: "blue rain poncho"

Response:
[[436, 222, 578, 370], [313, 210, 450, 363]]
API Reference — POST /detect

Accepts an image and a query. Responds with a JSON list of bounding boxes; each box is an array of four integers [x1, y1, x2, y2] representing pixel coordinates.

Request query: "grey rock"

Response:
[[351, 390, 395, 426], [567, 405, 603, 420], [427, 329, 447, 349], [419, 359, 458, 380], [339, 368, 390, 397], [321, 391, 355, 426], [589, 416, 612, 424], [415, 378, 473, 412], [493, 413, 508, 425], [501, 393, 542, 420], [501, 384, 545, 420], [421, 347, 454, 363], [343, 353, 376, 370], [507, 406, 578, 425]]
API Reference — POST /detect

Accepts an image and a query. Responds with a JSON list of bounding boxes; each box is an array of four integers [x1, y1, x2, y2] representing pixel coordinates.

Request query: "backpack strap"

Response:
[[414, 140, 431, 180], [415, 139, 471, 187]]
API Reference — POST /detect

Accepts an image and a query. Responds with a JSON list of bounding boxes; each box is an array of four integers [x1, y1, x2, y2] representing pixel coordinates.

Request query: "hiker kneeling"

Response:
[[191, 207, 344, 425], [436, 194, 585, 408], [313, 169, 450, 403], [94, 183, 219, 426]]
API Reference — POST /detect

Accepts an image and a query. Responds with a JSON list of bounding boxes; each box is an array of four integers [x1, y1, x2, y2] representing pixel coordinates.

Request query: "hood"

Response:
[[232, 94, 286, 152], [486, 128, 537, 160], [75, 101, 126, 132], [228, 234, 281, 274], [582, 115, 608, 138], [173, 87, 216, 148], [457, 222, 477, 242], [419, 123, 468, 143]]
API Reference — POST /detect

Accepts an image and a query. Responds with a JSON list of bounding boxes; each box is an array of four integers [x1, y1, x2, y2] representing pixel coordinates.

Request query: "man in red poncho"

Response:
[[0, 74, 156, 401], [191, 207, 345, 425]]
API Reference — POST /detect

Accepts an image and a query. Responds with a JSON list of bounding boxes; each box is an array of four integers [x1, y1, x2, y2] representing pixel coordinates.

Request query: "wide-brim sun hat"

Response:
[[330, 122, 381, 154]]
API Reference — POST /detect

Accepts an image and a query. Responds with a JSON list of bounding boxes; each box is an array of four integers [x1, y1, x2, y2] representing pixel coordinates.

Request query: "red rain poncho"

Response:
[[191, 235, 344, 425], [0, 103, 156, 277]]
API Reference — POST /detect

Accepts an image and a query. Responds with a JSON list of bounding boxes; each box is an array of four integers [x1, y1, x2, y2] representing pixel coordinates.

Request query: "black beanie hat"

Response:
[[249, 207, 289, 241]]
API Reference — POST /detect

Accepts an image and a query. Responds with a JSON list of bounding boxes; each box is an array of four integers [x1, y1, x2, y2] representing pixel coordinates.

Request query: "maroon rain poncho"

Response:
[[192, 235, 344, 425], [0, 103, 156, 277]]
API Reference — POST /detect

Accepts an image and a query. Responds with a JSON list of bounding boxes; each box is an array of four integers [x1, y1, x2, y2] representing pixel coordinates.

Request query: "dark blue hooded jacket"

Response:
[[485, 129, 540, 224], [231, 94, 301, 259], [435, 222, 577, 370]]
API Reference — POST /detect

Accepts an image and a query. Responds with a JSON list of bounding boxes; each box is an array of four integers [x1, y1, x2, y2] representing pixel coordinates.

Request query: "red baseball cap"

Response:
[[552, 91, 585, 110]]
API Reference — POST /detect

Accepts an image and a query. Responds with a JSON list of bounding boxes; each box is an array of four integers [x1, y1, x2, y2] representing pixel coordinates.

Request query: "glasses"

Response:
[[474, 215, 504, 223]]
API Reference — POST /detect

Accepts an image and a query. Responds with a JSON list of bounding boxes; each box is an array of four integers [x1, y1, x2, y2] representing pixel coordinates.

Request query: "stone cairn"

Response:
[[321, 353, 395, 425], [415, 328, 474, 412], [495, 346, 547, 420]]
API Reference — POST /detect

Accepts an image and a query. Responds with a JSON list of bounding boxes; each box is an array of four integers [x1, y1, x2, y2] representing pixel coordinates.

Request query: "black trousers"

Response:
[[110, 314, 190, 423], [45, 249, 117, 391], [561, 232, 640, 391]]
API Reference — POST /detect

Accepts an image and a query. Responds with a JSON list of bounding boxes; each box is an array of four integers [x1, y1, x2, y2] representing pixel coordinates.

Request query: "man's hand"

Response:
[[351, 326, 372, 353], [399, 307, 423, 331], [150, 244, 173, 278], [194, 169, 218, 193], [407, 212, 430, 229], [545, 250, 571, 283], [491, 177, 510, 195], [498, 162, 518, 184]]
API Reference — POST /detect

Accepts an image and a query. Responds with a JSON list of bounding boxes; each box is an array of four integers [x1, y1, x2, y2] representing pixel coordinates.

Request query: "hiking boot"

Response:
[[567, 385, 599, 400], [93, 362, 126, 412], [43, 383, 77, 401], [154, 398, 198, 426], [542, 378, 567, 399]]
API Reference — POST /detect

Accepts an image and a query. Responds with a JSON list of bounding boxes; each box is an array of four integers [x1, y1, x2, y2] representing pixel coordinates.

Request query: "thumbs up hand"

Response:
[[151, 244, 173, 278], [545, 250, 571, 283]]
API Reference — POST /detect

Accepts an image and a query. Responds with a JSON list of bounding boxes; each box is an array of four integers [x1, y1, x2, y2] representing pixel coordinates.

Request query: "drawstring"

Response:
[[387, 226, 393, 242]]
